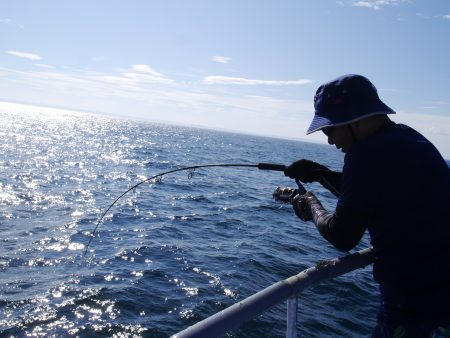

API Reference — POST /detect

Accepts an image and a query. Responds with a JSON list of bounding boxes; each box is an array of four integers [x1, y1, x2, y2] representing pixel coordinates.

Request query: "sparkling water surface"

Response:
[[0, 107, 379, 337]]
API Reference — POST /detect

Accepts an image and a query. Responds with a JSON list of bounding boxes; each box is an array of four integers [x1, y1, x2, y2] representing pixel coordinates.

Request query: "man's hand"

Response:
[[284, 159, 329, 183], [292, 192, 316, 222]]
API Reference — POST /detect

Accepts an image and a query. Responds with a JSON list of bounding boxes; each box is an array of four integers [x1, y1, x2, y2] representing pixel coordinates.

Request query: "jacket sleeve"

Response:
[[306, 193, 367, 251]]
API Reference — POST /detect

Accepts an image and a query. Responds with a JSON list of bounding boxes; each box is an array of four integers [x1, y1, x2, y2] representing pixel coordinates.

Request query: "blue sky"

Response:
[[1, 0, 450, 157]]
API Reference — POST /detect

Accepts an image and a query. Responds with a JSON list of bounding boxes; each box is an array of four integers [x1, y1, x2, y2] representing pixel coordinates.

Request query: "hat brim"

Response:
[[306, 107, 395, 135]]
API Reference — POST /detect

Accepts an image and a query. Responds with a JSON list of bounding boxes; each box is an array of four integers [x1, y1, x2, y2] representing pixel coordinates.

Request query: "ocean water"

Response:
[[0, 106, 402, 337]]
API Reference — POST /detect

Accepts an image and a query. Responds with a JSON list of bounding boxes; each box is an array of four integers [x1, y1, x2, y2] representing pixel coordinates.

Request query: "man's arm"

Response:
[[293, 192, 367, 251]]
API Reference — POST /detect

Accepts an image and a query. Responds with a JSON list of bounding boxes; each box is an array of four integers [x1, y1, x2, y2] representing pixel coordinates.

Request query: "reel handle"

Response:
[[295, 179, 307, 195]]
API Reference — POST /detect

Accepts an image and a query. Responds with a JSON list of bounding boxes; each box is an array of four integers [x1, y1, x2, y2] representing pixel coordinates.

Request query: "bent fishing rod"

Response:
[[83, 162, 306, 257]]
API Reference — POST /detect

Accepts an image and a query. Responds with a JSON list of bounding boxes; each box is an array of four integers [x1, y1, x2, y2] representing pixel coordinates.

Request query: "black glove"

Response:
[[284, 159, 329, 183], [291, 192, 315, 222], [273, 187, 298, 203]]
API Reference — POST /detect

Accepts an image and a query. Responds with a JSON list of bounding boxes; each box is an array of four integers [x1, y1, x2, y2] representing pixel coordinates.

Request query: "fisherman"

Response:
[[280, 74, 450, 337]]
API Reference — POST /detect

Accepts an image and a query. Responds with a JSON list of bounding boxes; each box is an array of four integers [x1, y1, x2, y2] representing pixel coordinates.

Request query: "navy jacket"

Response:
[[339, 122, 450, 323]]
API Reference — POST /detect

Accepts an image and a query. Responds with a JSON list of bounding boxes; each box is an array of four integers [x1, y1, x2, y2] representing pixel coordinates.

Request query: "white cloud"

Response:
[[123, 72, 174, 84], [203, 76, 312, 86], [6, 50, 42, 61], [0, 65, 311, 134], [132, 64, 163, 77], [0, 18, 12, 23], [353, 1, 377, 9], [105, 65, 173, 84], [212, 56, 231, 64], [415, 12, 430, 20], [420, 101, 449, 110], [443, 14, 450, 20], [1, 64, 449, 158], [0, 65, 176, 105], [352, 0, 407, 10], [34, 63, 54, 69]]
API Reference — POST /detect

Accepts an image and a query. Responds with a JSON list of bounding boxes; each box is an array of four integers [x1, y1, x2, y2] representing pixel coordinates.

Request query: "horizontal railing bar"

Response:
[[172, 247, 374, 338]]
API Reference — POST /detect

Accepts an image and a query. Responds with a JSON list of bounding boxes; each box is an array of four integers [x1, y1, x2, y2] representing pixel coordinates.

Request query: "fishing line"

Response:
[[82, 162, 287, 257]]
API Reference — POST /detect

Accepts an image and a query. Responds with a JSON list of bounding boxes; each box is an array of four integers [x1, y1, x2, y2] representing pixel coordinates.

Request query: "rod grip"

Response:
[[257, 163, 286, 171]]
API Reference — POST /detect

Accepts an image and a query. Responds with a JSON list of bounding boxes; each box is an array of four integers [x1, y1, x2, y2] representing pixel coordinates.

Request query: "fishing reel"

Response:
[[273, 187, 297, 203], [273, 179, 307, 204]]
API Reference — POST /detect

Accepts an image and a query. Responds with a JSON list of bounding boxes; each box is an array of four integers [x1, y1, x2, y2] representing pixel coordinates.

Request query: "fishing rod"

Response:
[[83, 162, 302, 257]]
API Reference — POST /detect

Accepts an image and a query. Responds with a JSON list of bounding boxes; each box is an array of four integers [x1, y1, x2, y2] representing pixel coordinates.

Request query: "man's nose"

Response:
[[327, 136, 334, 145]]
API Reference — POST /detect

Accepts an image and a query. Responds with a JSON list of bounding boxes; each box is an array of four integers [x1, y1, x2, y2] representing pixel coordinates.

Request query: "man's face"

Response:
[[322, 125, 355, 153]]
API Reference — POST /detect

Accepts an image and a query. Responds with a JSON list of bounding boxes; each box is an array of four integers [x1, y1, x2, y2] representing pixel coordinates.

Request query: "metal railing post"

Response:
[[286, 296, 298, 338]]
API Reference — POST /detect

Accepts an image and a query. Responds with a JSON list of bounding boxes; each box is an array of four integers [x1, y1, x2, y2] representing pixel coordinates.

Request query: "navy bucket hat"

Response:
[[306, 74, 395, 134]]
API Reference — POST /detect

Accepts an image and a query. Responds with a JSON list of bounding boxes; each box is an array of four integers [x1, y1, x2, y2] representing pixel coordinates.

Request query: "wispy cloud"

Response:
[[132, 64, 163, 77], [443, 14, 450, 20], [0, 18, 24, 29], [0, 65, 313, 136], [352, 0, 407, 10], [203, 75, 312, 86], [415, 12, 430, 20], [126, 64, 173, 83], [6, 50, 42, 61], [212, 56, 231, 64], [1, 64, 449, 156], [0, 64, 174, 98], [421, 101, 449, 109], [122, 72, 174, 84], [34, 63, 54, 69]]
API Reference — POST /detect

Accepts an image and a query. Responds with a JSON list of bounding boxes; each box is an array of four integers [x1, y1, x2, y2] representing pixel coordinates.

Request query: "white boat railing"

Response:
[[171, 247, 375, 338]]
